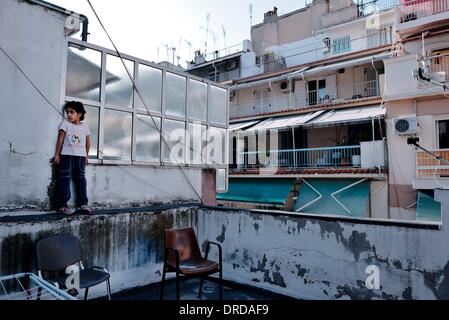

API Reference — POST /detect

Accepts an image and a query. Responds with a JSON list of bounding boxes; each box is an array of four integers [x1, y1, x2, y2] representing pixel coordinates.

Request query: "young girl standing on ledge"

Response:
[[53, 101, 91, 215]]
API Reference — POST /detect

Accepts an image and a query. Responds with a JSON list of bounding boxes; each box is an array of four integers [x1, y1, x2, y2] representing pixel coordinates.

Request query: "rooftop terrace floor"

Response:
[[100, 278, 291, 301]]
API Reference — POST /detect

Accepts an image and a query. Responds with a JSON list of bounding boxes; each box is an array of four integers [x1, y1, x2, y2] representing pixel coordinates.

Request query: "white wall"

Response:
[[361, 140, 386, 168], [0, 0, 67, 207]]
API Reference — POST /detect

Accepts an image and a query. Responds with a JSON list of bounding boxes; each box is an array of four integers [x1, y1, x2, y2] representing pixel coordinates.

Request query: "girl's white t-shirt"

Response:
[[59, 120, 90, 157]]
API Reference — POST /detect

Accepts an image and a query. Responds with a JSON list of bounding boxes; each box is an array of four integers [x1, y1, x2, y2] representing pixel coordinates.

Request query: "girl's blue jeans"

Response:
[[56, 155, 88, 209]]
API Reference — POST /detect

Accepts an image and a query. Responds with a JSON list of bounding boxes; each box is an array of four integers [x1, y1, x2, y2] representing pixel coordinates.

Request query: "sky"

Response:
[[51, 0, 307, 67]]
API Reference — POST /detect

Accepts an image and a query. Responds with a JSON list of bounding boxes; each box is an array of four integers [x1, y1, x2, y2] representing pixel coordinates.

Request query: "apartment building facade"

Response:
[[186, 0, 448, 225], [187, 0, 397, 219], [384, 0, 449, 222]]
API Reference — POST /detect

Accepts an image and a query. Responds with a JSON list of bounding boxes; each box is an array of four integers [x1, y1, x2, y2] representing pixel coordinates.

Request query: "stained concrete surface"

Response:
[[101, 278, 284, 301]]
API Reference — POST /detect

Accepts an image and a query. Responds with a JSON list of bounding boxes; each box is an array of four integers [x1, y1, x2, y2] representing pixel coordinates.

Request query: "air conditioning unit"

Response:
[[280, 81, 292, 93], [393, 117, 419, 135]]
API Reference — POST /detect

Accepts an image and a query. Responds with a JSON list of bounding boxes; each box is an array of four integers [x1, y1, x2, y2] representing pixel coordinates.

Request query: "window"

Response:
[[66, 44, 102, 102], [136, 115, 161, 161], [333, 36, 351, 54], [208, 127, 227, 165], [64, 41, 229, 186], [105, 55, 134, 108], [84, 105, 99, 159], [103, 109, 132, 160], [323, 37, 331, 55], [165, 72, 186, 118], [209, 86, 228, 125], [216, 168, 227, 192], [367, 26, 393, 48], [164, 119, 186, 164], [439, 120, 449, 149], [307, 79, 327, 105], [189, 122, 207, 165], [189, 80, 208, 121], [135, 64, 162, 113]]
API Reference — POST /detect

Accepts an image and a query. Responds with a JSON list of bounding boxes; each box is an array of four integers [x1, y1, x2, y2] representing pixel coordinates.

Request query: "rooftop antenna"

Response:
[[184, 39, 192, 62], [205, 13, 210, 56], [171, 47, 176, 65], [222, 25, 227, 55], [249, 3, 253, 27], [177, 37, 183, 66], [210, 30, 218, 58]]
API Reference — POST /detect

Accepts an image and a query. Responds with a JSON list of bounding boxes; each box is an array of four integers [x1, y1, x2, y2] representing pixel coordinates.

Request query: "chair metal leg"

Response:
[[106, 279, 112, 300], [198, 276, 204, 298], [176, 271, 180, 301], [219, 268, 223, 301], [84, 287, 89, 301], [36, 287, 42, 301], [160, 268, 166, 300]]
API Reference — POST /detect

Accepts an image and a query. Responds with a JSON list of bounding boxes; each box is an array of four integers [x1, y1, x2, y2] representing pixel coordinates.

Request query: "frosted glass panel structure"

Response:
[[136, 115, 161, 161], [165, 72, 186, 117], [208, 127, 227, 165], [209, 86, 227, 125], [65, 40, 229, 192], [164, 119, 185, 164], [84, 105, 99, 159], [66, 45, 102, 102], [189, 80, 207, 121], [189, 123, 207, 165], [105, 55, 134, 108], [135, 64, 162, 112], [103, 109, 132, 160]]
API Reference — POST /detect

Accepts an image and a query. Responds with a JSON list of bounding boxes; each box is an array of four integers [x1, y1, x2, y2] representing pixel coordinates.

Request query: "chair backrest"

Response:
[[164, 228, 202, 264], [36, 235, 81, 272]]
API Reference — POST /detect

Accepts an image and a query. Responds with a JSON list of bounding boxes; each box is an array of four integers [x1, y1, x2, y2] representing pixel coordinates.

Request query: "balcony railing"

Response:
[[230, 80, 379, 118], [416, 149, 449, 177], [397, 0, 449, 23], [237, 146, 362, 170], [429, 54, 449, 83], [358, 0, 398, 17], [209, 69, 241, 83]]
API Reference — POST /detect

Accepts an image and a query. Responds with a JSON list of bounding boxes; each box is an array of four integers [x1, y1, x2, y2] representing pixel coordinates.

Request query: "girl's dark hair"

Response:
[[64, 101, 86, 121]]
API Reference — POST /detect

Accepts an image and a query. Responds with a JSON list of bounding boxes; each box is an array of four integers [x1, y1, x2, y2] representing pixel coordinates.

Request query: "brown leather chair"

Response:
[[160, 227, 223, 300]]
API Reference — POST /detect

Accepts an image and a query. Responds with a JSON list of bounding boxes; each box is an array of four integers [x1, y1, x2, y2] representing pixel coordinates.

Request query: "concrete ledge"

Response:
[[202, 205, 442, 230]]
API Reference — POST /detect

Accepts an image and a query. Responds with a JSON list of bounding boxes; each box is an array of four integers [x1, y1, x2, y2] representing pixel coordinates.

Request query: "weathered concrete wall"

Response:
[[2, 190, 449, 300], [0, 206, 197, 298], [197, 191, 449, 300]]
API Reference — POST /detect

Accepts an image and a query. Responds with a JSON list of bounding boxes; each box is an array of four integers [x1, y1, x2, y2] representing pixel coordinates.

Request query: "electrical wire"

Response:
[[0, 46, 66, 119], [85, 0, 204, 204]]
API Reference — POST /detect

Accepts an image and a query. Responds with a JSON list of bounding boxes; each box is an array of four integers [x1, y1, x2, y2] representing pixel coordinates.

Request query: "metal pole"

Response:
[[292, 127, 297, 169]]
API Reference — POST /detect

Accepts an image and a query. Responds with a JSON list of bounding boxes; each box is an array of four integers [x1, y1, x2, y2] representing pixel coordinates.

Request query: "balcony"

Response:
[[416, 149, 449, 177], [428, 53, 449, 84], [357, 0, 398, 17], [230, 80, 380, 119], [232, 141, 386, 176], [396, 0, 449, 36], [209, 68, 241, 83], [238, 146, 362, 170]]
